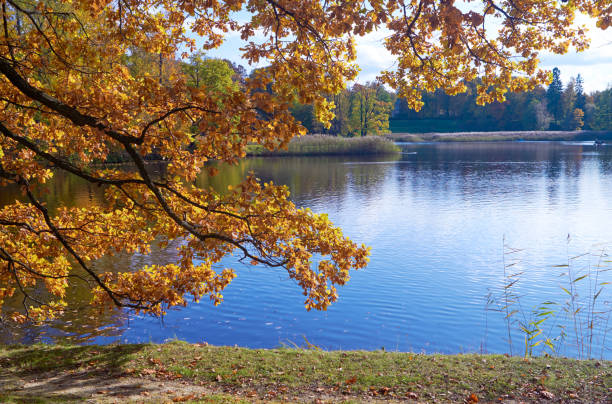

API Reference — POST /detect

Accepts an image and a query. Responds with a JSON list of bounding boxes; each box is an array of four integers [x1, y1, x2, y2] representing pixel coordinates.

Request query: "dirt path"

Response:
[[2, 368, 221, 403], [2, 369, 406, 403]]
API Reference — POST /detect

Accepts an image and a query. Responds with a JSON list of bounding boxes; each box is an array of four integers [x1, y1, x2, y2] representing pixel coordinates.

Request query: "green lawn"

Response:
[[1, 341, 610, 402]]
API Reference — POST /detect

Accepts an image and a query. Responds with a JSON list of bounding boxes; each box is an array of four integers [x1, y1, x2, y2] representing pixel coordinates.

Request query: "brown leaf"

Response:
[[345, 376, 357, 385], [172, 394, 196, 402], [467, 392, 479, 403], [149, 358, 162, 366], [540, 390, 554, 400], [406, 391, 418, 399]]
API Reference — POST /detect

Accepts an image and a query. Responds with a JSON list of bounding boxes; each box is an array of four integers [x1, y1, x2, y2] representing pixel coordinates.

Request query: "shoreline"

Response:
[[386, 130, 612, 143], [1, 341, 610, 403]]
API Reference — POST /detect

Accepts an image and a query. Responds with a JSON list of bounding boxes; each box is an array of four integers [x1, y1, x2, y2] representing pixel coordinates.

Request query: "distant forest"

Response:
[[290, 67, 611, 135], [391, 68, 611, 133]]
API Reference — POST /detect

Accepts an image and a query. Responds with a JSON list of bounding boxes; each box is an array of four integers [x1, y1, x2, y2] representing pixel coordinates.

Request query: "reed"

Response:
[[486, 238, 611, 359], [247, 135, 400, 156]]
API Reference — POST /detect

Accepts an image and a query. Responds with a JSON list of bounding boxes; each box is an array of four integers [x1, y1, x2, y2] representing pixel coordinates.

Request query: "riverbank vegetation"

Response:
[[485, 242, 611, 361], [247, 136, 400, 156], [1, 341, 610, 403], [387, 130, 612, 143]]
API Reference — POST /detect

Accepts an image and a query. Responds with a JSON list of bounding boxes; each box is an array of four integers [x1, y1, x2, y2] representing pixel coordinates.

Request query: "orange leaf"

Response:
[[345, 376, 357, 385]]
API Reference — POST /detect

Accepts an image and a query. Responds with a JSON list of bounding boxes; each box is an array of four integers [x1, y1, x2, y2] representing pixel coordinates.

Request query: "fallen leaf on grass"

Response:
[[345, 376, 357, 385], [467, 393, 479, 403], [406, 391, 418, 399], [172, 394, 196, 402], [540, 390, 554, 399]]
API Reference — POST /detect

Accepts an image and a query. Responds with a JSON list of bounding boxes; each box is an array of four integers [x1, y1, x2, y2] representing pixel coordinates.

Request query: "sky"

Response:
[[200, 12, 612, 94]]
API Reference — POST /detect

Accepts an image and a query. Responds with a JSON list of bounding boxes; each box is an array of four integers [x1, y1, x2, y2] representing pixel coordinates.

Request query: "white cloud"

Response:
[[353, 28, 396, 84], [539, 16, 612, 92]]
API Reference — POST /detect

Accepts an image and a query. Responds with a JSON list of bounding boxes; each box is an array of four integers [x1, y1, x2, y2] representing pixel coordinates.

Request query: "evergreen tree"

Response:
[[561, 77, 577, 130], [546, 67, 564, 128], [575, 74, 586, 112]]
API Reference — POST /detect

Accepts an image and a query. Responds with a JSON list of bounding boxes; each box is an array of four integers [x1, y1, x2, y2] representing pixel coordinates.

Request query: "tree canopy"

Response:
[[0, 0, 609, 322]]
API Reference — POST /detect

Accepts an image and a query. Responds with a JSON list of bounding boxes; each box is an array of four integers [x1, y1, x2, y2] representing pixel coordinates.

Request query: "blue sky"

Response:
[[198, 13, 611, 94]]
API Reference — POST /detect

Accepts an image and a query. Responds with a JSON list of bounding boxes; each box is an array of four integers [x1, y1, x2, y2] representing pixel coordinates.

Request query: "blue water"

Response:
[[2, 142, 611, 358]]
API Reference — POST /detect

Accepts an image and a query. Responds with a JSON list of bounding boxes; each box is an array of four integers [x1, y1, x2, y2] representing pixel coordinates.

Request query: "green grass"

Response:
[[1, 341, 610, 402], [247, 135, 400, 156]]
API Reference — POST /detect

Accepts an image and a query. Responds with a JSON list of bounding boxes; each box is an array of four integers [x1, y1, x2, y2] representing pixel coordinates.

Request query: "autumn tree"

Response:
[[348, 83, 394, 137], [571, 108, 585, 130], [0, 0, 609, 322], [182, 53, 238, 93]]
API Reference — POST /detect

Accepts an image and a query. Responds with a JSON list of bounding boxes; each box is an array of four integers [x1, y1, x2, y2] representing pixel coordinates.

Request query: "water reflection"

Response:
[[1, 142, 610, 358]]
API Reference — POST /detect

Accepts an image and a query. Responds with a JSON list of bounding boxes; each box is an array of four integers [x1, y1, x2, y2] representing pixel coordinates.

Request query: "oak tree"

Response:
[[0, 0, 608, 322]]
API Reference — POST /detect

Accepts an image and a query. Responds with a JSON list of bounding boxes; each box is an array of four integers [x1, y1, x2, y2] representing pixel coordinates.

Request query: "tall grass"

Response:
[[247, 135, 400, 156], [388, 130, 612, 143], [487, 238, 611, 359]]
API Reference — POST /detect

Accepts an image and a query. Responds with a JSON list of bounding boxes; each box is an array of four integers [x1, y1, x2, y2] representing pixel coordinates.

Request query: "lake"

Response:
[[1, 142, 611, 359]]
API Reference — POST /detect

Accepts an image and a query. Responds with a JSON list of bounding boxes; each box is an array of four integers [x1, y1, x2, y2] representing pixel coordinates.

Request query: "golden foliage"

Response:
[[0, 0, 607, 321]]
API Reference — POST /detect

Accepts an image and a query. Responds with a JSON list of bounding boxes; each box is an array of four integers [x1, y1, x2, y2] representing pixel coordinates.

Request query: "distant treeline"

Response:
[[391, 68, 611, 133], [289, 68, 611, 135]]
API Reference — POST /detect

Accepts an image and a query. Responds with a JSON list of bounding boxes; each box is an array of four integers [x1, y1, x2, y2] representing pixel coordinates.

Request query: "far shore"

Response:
[[386, 130, 612, 143]]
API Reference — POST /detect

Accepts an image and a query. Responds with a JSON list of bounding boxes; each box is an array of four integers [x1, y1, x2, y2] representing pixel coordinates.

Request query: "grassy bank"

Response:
[[1, 341, 609, 403], [387, 130, 612, 143], [247, 135, 400, 156]]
